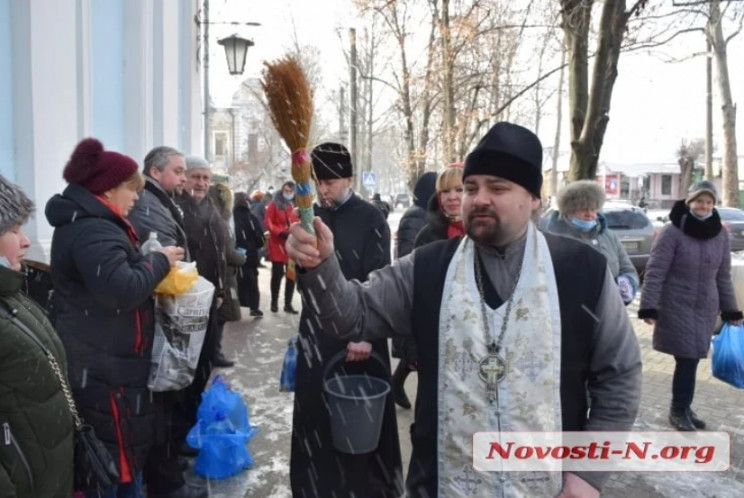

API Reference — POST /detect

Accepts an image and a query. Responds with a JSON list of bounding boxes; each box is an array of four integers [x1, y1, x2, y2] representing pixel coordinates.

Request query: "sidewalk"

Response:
[[195, 267, 744, 497]]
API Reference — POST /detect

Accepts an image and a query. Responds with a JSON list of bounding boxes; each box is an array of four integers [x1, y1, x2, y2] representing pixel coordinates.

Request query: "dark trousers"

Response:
[[270, 262, 295, 307], [237, 265, 260, 310], [172, 301, 218, 443], [215, 321, 225, 357], [672, 356, 700, 411], [143, 392, 184, 494]]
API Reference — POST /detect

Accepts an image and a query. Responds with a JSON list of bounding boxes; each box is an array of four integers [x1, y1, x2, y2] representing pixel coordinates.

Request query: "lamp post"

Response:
[[195, 0, 259, 162]]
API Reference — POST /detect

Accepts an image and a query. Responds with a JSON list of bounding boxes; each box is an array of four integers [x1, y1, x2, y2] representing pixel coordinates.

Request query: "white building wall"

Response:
[[5, 0, 202, 262]]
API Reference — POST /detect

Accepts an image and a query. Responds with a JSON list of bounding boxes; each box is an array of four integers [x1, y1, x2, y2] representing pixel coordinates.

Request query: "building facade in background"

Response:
[[1, 0, 202, 261]]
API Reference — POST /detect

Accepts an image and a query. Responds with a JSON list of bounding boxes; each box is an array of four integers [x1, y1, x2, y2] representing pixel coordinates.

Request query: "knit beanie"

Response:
[[557, 180, 606, 216], [463, 122, 543, 197], [311, 142, 353, 180], [185, 155, 211, 171], [0, 174, 34, 234], [686, 180, 718, 204], [63, 138, 139, 194]]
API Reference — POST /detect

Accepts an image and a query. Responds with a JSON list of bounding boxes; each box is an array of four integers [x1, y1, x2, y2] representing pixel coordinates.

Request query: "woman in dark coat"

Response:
[[0, 174, 74, 498], [389, 172, 437, 409], [391, 167, 464, 410], [640, 181, 742, 431], [210, 183, 247, 368], [413, 165, 465, 247], [234, 192, 265, 316], [45, 139, 182, 498]]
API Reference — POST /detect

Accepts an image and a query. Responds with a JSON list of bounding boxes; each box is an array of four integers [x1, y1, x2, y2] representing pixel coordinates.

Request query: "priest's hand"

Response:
[[556, 473, 599, 498], [286, 217, 334, 269], [346, 341, 372, 362]]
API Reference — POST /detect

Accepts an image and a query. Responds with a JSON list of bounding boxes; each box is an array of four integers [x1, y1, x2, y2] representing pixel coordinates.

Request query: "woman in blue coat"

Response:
[[46, 139, 183, 498]]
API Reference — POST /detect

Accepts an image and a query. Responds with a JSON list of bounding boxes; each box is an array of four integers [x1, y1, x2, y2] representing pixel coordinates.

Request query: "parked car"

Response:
[[602, 206, 656, 276], [541, 204, 655, 277], [717, 207, 744, 252], [395, 193, 411, 209]]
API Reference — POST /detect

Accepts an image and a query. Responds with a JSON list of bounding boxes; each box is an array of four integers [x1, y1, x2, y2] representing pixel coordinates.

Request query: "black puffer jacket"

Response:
[[45, 184, 170, 482], [413, 194, 449, 249], [395, 172, 437, 258], [0, 266, 74, 498], [234, 193, 265, 268]]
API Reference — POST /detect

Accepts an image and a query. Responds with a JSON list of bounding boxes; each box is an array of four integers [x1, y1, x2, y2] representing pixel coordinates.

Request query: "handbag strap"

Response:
[[0, 302, 82, 429]]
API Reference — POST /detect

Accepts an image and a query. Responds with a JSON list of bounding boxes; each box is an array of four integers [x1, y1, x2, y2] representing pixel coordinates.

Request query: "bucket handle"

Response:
[[322, 350, 390, 384]]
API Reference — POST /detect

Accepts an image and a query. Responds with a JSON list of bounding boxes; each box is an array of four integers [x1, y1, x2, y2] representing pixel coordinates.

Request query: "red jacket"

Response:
[[264, 201, 297, 263]]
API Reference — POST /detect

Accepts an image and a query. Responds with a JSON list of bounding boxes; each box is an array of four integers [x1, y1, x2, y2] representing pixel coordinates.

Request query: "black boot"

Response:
[[687, 408, 706, 429], [669, 407, 696, 431], [271, 300, 279, 313], [392, 362, 411, 409]]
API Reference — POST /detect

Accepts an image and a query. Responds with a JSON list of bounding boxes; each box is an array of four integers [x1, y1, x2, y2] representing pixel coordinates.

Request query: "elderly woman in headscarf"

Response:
[[0, 174, 74, 498], [45, 138, 183, 497], [640, 181, 742, 431], [542, 180, 639, 305]]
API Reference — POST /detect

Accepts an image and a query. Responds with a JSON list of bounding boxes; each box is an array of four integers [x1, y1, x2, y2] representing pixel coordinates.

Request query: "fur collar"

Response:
[[669, 199, 722, 240]]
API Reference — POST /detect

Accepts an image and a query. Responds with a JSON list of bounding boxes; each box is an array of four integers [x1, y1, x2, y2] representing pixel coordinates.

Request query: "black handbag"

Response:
[[0, 303, 120, 491]]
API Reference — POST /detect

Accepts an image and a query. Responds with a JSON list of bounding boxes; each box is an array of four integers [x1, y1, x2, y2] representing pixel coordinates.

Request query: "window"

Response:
[[661, 175, 672, 195], [604, 209, 650, 230], [214, 131, 228, 156], [718, 208, 744, 221]]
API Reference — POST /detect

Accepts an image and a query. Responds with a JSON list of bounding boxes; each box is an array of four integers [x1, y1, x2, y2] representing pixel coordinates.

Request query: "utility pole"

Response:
[[349, 28, 359, 193], [339, 85, 347, 143], [203, 0, 211, 162], [705, 38, 713, 181]]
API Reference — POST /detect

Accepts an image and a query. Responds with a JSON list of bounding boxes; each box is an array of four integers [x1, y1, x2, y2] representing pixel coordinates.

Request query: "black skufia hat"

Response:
[[463, 122, 543, 197], [311, 142, 353, 180]]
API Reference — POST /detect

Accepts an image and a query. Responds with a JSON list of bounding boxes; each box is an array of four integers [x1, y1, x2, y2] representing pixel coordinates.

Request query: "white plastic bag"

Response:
[[148, 275, 215, 391]]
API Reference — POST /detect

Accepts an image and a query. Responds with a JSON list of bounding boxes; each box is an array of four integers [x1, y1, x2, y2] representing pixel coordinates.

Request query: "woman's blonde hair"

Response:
[[436, 166, 463, 192], [122, 171, 146, 191]]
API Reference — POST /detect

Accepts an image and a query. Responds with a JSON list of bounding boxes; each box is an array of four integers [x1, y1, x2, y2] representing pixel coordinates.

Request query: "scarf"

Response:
[[447, 220, 465, 239], [95, 195, 140, 248]]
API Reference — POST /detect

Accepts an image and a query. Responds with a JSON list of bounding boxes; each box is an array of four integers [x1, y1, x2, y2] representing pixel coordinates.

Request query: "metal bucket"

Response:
[[322, 351, 390, 454]]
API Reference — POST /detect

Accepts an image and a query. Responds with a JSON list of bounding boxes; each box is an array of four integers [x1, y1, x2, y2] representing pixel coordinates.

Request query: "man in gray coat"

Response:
[[129, 146, 189, 252], [287, 122, 642, 498], [129, 146, 207, 498]]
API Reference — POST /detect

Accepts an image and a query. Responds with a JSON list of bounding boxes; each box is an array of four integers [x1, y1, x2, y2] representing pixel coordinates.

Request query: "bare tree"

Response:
[[562, 0, 649, 181], [706, 0, 742, 206], [677, 138, 705, 195], [665, 1, 742, 205]]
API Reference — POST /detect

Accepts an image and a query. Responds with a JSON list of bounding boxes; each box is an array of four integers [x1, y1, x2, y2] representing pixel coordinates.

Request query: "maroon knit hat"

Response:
[[63, 138, 139, 194]]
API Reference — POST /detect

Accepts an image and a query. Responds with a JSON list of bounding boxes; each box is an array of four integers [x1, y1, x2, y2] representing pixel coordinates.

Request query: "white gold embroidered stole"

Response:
[[437, 224, 563, 497]]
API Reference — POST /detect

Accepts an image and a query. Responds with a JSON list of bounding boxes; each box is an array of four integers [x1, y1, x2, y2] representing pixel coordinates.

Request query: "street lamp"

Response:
[[218, 34, 255, 76], [194, 0, 260, 162]]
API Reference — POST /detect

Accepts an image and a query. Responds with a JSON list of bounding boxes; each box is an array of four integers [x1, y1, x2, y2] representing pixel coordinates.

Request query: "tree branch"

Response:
[[622, 26, 704, 52], [492, 62, 567, 118], [724, 12, 744, 46]]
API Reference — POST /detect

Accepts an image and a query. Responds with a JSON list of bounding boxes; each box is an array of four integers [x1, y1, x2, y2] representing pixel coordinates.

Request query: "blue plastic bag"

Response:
[[711, 322, 744, 389], [280, 335, 298, 392], [186, 376, 259, 479]]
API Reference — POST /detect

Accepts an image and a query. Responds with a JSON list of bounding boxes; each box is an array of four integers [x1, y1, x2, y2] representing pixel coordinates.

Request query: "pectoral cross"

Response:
[[478, 345, 507, 405]]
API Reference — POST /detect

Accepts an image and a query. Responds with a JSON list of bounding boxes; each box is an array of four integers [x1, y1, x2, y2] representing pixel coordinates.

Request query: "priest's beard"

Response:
[[466, 208, 520, 247]]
